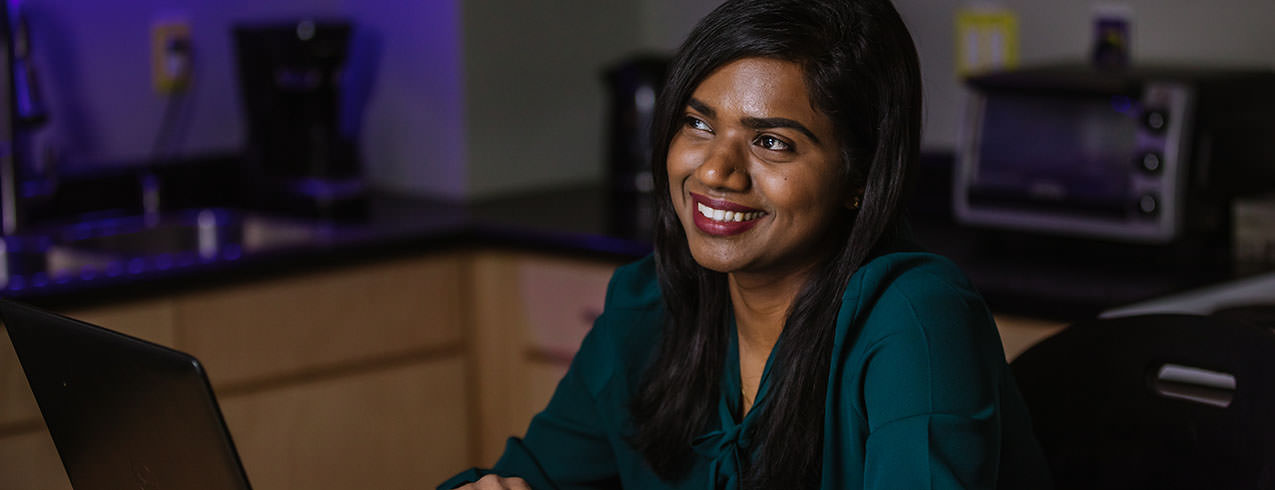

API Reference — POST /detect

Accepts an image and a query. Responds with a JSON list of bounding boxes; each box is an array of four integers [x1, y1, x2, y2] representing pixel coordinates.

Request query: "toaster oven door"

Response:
[[954, 84, 1194, 244]]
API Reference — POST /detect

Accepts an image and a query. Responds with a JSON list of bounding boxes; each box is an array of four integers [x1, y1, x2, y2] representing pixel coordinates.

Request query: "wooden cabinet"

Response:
[[220, 358, 470, 490], [176, 255, 465, 388], [994, 314, 1068, 361], [0, 429, 71, 490], [1, 248, 1058, 489], [468, 251, 618, 465], [0, 254, 471, 490]]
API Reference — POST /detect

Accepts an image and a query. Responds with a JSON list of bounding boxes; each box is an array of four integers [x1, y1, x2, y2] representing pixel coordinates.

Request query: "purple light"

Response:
[[155, 254, 174, 270], [222, 245, 243, 261], [9, 275, 25, 290], [32, 273, 48, 288], [1110, 95, 1135, 114], [127, 258, 146, 275], [106, 261, 125, 277]]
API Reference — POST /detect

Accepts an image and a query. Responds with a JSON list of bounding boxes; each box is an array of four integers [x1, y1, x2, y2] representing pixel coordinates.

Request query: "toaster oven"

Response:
[[954, 63, 1275, 244]]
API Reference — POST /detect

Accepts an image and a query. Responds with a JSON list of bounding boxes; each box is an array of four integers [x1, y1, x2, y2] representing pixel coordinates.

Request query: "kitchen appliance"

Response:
[[603, 55, 668, 237], [233, 20, 364, 218], [954, 63, 1275, 245]]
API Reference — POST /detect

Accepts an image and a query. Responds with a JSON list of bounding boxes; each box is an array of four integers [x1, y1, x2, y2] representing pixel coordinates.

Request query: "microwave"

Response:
[[954, 63, 1275, 244]]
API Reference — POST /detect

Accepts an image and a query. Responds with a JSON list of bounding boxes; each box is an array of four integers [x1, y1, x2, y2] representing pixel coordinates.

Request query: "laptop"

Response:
[[0, 298, 253, 490]]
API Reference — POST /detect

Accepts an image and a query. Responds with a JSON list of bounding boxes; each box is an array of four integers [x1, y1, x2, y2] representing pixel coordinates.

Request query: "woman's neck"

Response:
[[728, 265, 813, 348], [728, 264, 814, 415]]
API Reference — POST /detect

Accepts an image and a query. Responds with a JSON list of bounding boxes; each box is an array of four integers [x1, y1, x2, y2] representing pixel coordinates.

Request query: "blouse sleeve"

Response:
[[437, 317, 622, 490], [857, 279, 1006, 489]]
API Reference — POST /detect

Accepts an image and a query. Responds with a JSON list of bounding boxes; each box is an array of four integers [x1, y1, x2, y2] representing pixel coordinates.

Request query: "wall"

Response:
[[895, 0, 1275, 150], [27, 0, 640, 200], [26, 0, 471, 198], [337, 0, 466, 199], [636, 0, 1275, 150], [28, 0, 342, 167], [28, 1, 1275, 201], [461, 0, 643, 198]]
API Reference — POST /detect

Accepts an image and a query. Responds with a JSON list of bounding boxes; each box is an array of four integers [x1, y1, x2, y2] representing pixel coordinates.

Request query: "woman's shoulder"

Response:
[[602, 253, 663, 311], [568, 254, 664, 396], [839, 251, 997, 349]]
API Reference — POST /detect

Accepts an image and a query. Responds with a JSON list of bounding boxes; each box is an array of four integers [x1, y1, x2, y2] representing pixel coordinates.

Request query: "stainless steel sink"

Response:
[[54, 208, 329, 258], [0, 208, 334, 290]]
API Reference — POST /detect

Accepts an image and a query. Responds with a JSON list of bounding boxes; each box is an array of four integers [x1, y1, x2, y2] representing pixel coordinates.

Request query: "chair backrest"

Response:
[[1011, 313, 1275, 490]]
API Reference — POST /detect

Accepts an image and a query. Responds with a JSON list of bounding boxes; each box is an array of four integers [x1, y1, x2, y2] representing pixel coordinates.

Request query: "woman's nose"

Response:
[[695, 142, 750, 191]]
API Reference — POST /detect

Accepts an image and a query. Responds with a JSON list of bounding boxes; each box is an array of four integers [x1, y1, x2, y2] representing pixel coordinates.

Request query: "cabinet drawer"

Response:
[[994, 314, 1068, 361], [176, 255, 464, 386], [516, 257, 615, 361], [0, 427, 71, 490], [219, 357, 470, 490]]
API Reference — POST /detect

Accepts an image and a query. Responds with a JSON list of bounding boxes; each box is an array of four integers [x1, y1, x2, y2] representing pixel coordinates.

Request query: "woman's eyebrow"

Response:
[[686, 97, 821, 145], [741, 117, 821, 145], [687, 98, 716, 118]]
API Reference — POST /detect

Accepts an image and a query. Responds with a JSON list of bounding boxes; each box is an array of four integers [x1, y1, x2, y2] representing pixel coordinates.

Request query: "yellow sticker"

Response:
[[955, 8, 1019, 77]]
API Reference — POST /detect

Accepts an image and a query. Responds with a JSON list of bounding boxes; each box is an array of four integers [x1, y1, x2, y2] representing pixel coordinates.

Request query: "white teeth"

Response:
[[697, 202, 764, 223]]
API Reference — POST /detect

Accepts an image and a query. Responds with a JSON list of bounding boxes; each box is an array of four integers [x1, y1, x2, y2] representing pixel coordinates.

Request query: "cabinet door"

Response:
[[218, 357, 470, 490], [0, 429, 71, 490], [176, 255, 465, 388], [994, 314, 1067, 361], [469, 252, 617, 464]]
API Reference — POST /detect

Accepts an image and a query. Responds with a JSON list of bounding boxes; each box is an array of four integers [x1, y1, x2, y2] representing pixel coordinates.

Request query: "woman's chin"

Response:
[[687, 246, 751, 274]]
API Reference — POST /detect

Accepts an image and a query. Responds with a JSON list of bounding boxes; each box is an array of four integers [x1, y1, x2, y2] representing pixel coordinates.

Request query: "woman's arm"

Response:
[[854, 269, 1009, 489]]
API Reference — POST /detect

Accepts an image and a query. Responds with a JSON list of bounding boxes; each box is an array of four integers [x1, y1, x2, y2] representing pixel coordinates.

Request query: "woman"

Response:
[[442, 0, 1050, 488]]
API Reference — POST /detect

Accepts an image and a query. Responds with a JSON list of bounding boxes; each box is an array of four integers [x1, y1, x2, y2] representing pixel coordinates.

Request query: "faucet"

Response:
[[0, 0, 50, 235], [141, 172, 161, 225]]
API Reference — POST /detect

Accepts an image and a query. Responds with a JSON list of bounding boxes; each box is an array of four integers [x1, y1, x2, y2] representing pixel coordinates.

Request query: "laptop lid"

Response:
[[0, 298, 252, 490]]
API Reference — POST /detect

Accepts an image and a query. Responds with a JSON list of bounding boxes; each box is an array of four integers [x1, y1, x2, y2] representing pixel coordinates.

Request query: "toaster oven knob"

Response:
[[1138, 151, 1164, 174], [1143, 109, 1169, 133], [1137, 193, 1160, 216]]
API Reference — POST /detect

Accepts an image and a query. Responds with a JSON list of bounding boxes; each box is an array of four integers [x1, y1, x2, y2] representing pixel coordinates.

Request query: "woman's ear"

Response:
[[846, 186, 865, 210]]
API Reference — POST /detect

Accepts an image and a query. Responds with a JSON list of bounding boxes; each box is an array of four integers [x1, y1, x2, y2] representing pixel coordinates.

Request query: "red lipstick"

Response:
[[690, 193, 766, 236]]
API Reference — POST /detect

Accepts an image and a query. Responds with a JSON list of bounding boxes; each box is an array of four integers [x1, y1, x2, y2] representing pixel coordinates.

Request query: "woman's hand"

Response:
[[455, 474, 532, 490]]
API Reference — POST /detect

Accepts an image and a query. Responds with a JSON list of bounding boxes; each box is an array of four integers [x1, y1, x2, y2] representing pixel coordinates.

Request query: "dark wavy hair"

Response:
[[627, 0, 922, 488]]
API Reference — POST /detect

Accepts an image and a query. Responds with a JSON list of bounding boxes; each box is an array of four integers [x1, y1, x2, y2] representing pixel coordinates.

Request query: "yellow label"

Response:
[[152, 21, 192, 93], [955, 8, 1019, 77]]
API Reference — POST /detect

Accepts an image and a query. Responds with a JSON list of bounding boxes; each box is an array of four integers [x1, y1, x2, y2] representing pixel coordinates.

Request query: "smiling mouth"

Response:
[[689, 193, 767, 236], [696, 202, 765, 222]]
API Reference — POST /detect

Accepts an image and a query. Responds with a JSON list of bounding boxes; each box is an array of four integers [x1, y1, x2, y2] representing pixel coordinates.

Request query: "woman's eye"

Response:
[[685, 116, 712, 132], [756, 135, 792, 152]]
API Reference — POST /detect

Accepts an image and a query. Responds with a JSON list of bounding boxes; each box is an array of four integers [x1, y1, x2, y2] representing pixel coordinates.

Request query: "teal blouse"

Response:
[[440, 252, 1052, 489]]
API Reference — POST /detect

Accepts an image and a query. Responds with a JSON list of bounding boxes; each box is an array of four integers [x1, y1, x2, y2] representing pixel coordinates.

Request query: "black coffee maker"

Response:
[[603, 55, 668, 238], [234, 20, 363, 218]]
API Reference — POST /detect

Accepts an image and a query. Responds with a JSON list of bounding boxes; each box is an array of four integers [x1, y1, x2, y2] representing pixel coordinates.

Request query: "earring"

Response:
[[850, 194, 863, 210]]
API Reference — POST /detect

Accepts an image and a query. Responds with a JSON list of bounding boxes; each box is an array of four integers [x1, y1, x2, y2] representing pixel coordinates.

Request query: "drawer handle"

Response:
[[1152, 363, 1235, 408]]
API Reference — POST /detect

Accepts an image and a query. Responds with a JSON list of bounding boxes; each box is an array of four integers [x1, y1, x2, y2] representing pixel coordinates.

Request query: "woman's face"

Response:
[[668, 57, 847, 278]]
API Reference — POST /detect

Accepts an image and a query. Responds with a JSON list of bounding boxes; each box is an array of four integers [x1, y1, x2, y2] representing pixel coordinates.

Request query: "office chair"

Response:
[[1011, 313, 1275, 490]]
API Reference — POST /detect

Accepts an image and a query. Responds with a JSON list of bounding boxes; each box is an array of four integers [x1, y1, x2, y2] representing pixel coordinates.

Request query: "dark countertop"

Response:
[[0, 183, 1255, 321]]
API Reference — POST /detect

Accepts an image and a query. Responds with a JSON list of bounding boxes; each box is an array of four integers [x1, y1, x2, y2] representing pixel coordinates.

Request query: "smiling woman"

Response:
[[440, 1, 1052, 489]]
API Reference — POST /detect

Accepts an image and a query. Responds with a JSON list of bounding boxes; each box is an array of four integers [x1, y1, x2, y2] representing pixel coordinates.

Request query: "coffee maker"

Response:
[[234, 20, 364, 218], [603, 55, 668, 237]]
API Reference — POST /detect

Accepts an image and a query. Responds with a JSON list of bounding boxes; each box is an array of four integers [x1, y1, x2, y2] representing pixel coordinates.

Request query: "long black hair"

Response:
[[628, 0, 922, 488]]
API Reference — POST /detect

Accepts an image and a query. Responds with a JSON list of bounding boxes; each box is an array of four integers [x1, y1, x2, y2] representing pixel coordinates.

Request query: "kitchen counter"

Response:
[[0, 182, 1256, 320], [0, 185, 645, 311]]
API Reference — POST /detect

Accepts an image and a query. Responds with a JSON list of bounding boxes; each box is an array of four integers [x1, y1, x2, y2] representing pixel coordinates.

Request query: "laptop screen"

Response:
[[1, 299, 252, 490]]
